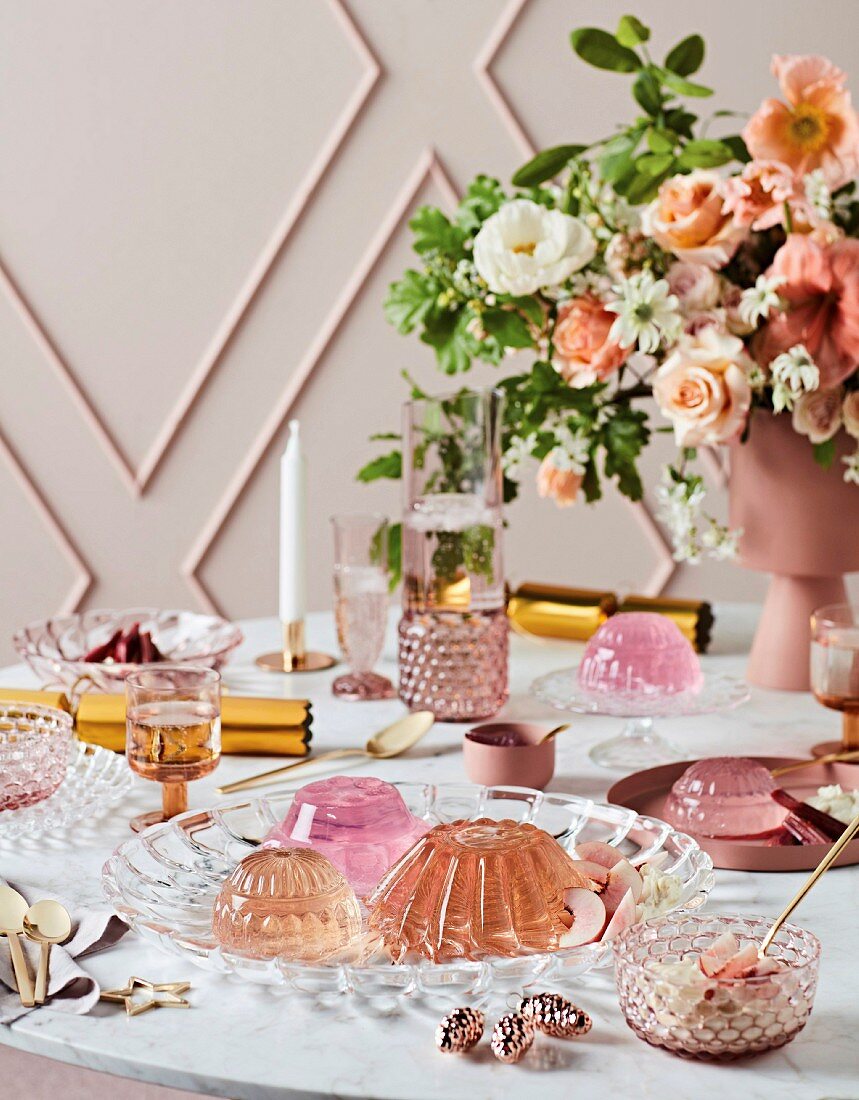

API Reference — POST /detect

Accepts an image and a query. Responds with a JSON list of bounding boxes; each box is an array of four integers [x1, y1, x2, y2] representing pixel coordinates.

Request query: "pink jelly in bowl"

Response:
[[578, 612, 703, 698], [663, 757, 788, 839], [261, 775, 429, 898]]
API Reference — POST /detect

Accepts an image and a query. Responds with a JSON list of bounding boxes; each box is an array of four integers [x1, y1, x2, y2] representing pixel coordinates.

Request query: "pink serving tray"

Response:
[[608, 757, 859, 872]]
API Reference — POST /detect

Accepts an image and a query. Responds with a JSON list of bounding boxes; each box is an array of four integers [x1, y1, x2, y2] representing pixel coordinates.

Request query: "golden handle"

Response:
[[217, 749, 365, 795], [35, 943, 49, 1005], [7, 932, 34, 1008], [771, 749, 859, 778], [760, 811, 859, 956]]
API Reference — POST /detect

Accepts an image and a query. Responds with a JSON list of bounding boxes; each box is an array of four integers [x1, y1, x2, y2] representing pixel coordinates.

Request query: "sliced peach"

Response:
[[699, 932, 740, 977], [600, 888, 637, 941], [559, 888, 607, 947], [600, 858, 643, 914], [714, 944, 760, 979], [569, 859, 609, 887], [573, 840, 625, 869]]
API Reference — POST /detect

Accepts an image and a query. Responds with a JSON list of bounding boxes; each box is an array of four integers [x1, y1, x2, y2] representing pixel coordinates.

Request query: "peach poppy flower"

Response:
[[743, 55, 859, 190], [753, 235, 859, 387], [536, 455, 582, 507]]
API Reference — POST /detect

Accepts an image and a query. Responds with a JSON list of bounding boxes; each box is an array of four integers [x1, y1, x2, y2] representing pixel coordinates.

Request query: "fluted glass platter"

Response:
[[0, 742, 133, 841], [103, 783, 714, 1006]]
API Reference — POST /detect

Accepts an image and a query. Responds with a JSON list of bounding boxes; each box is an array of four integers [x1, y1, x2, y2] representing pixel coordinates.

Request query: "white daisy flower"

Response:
[[739, 273, 786, 329], [770, 344, 820, 413], [607, 270, 682, 355]]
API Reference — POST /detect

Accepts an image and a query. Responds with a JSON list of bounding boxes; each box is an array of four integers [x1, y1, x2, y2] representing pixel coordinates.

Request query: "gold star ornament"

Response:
[[100, 976, 192, 1017]]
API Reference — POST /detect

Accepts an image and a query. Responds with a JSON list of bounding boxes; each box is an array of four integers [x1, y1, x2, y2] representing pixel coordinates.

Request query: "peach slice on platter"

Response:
[[559, 888, 607, 947], [600, 888, 637, 941], [573, 841, 625, 869], [569, 859, 609, 887], [600, 857, 643, 914]]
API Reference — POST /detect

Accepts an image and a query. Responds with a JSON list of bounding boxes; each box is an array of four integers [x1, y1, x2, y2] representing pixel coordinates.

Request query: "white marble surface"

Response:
[[0, 608, 856, 1100]]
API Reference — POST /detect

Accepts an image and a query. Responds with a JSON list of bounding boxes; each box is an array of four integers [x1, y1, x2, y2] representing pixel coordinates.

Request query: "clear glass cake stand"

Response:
[[530, 668, 750, 770]]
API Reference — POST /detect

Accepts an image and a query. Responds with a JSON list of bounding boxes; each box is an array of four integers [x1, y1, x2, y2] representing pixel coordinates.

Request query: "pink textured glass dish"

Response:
[[663, 757, 787, 839], [614, 914, 820, 1060], [212, 847, 362, 961], [0, 703, 74, 812], [578, 612, 703, 698], [367, 818, 593, 962], [262, 775, 429, 898]]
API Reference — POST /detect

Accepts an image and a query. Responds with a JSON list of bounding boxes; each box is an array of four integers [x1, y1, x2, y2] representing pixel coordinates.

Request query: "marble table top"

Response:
[[0, 607, 855, 1100]]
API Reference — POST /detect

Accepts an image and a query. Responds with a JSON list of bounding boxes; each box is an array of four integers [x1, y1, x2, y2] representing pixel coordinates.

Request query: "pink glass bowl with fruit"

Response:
[[614, 913, 820, 1060], [14, 608, 243, 693], [262, 775, 429, 898], [0, 703, 74, 812]]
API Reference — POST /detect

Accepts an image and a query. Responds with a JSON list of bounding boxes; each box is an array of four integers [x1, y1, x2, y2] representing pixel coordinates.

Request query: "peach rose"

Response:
[[753, 235, 859, 387], [792, 387, 843, 442], [743, 55, 859, 191], [642, 170, 746, 269], [843, 391, 859, 437], [537, 455, 582, 507], [666, 261, 721, 312], [554, 295, 630, 386], [720, 160, 802, 230], [653, 328, 754, 446]]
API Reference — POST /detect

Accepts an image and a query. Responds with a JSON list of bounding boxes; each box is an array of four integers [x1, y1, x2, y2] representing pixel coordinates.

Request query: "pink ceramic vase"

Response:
[[729, 412, 859, 691]]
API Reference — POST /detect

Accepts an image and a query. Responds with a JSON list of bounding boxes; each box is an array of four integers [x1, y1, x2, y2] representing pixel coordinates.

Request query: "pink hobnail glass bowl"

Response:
[[614, 913, 820, 1060], [14, 608, 243, 693], [0, 703, 74, 812]]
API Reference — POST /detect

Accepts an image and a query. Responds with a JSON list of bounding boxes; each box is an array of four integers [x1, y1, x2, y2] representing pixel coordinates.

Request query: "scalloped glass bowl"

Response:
[[14, 608, 243, 693], [0, 703, 74, 811], [614, 913, 820, 1060], [103, 783, 715, 1005]]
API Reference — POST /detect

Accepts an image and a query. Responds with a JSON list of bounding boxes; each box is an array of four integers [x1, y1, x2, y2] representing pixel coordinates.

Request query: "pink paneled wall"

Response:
[[1, 0, 858, 664]]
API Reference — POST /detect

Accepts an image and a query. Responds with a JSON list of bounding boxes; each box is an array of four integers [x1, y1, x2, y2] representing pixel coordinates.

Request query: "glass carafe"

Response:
[[398, 387, 508, 720]]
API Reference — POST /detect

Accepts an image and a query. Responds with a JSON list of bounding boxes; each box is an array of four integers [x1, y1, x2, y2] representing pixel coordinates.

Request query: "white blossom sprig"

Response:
[[770, 344, 820, 412]]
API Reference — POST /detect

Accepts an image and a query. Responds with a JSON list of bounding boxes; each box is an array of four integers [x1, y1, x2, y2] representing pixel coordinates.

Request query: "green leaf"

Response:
[[570, 27, 641, 72], [721, 134, 751, 163], [386, 522, 402, 590], [482, 307, 535, 349], [383, 270, 439, 334], [599, 130, 643, 185], [420, 308, 477, 374], [665, 108, 697, 139], [511, 144, 587, 187], [813, 438, 837, 470], [369, 432, 401, 442], [646, 127, 676, 154], [635, 152, 675, 176], [660, 69, 713, 98], [400, 369, 430, 401], [457, 175, 506, 234], [624, 165, 674, 203], [501, 294, 544, 327], [616, 14, 650, 47], [462, 525, 495, 580], [357, 450, 402, 483], [409, 206, 466, 255], [581, 456, 602, 503], [677, 138, 733, 168], [633, 69, 663, 115], [664, 34, 704, 77]]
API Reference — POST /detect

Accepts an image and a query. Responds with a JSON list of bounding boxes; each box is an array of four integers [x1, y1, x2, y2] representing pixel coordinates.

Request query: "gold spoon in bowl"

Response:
[[23, 900, 72, 1005], [0, 886, 35, 1008], [537, 723, 571, 745], [218, 711, 435, 795]]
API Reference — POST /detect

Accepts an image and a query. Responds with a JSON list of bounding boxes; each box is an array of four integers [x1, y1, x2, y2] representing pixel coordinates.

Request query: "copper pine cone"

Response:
[[435, 1007, 485, 1054], [519, 992, 593, 1039], [490, 1012, 535, 1064]]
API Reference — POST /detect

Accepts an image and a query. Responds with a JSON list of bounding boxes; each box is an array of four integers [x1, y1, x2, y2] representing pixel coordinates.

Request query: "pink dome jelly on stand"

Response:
[[664, 757, 788, 838], [262, 775, 428, 898], [578, 612, 703, 698]]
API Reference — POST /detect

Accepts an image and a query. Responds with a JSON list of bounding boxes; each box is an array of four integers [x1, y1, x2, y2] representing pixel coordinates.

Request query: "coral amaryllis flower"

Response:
[[754, 234, 859, 387], [743, 55, 859, 190]]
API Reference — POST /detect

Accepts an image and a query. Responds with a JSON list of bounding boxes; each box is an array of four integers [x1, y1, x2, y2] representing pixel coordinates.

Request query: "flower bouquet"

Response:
[[360, 14, 859, 688]]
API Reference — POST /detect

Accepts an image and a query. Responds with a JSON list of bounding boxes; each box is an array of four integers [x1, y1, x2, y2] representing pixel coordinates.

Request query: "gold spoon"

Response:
[[23, 900, 72, 1005], [760, 810, 859, 956], [218, 711, 435, 795], [771, 749, 859, 778], [0, 886, 35, 1007], [538, 723, 571, 745]]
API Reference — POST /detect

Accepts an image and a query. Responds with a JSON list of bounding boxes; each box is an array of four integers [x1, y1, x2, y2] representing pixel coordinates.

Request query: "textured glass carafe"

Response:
[[398, 388, 508, 720]]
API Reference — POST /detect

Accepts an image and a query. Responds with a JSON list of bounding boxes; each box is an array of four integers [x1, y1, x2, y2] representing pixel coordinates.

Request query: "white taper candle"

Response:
[[278, 420, 307, 623]]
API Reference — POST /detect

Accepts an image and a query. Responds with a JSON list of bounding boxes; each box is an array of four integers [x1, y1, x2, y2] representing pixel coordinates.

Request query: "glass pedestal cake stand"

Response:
[[530, 669, 750, 770], [103, 782, 714, 1009]]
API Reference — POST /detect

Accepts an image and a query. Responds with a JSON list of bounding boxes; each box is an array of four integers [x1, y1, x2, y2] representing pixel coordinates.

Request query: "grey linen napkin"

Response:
[[0, 878, 128, 1024]]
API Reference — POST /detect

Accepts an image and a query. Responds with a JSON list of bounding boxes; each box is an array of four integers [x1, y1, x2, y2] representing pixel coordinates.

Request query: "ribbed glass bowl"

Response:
[[103, 783, 714, 1006], [14, 608, 243, 693]]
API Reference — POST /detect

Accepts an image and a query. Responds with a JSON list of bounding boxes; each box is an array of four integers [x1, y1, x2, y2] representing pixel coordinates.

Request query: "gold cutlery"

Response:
[[0, 886, 35, 1007], [23, 900, 72, 1005], [771, 749, 859, 778]]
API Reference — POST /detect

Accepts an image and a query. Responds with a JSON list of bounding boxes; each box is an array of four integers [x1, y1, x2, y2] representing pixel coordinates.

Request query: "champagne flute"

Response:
[[125, 665, 221, 832], [331, 513, 394, 701]]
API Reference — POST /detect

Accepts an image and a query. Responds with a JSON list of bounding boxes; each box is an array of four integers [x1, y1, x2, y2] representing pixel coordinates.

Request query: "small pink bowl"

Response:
[[463, 722, 555, 790]]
